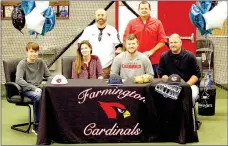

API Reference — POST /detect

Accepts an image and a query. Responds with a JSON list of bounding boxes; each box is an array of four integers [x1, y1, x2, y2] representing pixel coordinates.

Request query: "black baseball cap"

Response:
[[167, 74, 182, 83]]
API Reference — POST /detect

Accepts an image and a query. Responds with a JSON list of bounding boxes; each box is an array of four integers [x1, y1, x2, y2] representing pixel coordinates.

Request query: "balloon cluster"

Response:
[[11, 1, 56, 36], [189, 1, 227, 36]]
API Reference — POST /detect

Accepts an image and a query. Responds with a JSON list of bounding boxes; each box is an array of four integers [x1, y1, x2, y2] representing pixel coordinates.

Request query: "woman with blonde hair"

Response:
[[72, 40, 104, 79]]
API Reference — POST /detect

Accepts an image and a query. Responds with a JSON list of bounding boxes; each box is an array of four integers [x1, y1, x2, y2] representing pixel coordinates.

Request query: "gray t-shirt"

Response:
[[110, 51, 154, 79], [16, 58, 51, 92]]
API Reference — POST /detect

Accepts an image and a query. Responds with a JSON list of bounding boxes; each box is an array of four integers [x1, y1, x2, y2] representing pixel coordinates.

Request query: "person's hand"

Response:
[[35, 88, 42, 93], [41, 81, 47, 85], [162, 75, 169, 79], [143, 50, 154, 57], [98, 76, 104, 79], [186, 81, 192, 86], [115, 48, 123, 55]]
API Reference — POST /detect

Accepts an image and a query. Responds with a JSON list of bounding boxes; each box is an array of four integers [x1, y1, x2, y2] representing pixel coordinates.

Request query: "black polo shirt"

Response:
[[158, 49, 201, 83]]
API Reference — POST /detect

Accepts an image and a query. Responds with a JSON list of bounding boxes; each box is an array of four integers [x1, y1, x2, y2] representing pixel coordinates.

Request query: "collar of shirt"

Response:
[[169, 49, 185, 58], [81, 55, 98, 70], [137, 16, 157, 25], [168, 49, 186, 66], [98, 26, 106, 31]]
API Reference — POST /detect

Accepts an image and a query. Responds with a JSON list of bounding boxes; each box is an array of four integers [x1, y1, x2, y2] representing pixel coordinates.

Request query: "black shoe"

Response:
[[196, 120, 202, 130]]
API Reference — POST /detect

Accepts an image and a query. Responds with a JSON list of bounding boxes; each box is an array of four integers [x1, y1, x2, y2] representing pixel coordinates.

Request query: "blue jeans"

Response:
[[152, 64, 158, 78], [23, 90, 41, 129]]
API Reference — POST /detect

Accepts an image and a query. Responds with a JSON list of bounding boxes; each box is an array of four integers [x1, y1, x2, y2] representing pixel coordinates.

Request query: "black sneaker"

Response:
[[196, 120, 202, 130], [32, 128, 38, 135]]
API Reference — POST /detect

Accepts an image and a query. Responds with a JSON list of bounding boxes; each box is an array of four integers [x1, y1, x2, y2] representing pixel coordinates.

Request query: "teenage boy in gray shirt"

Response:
[[16, 42, 51, 135], [111, 34, 154, 79]]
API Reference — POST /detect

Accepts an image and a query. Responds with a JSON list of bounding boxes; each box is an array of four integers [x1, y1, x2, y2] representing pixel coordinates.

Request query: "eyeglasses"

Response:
[[98, 30, 103, 42]]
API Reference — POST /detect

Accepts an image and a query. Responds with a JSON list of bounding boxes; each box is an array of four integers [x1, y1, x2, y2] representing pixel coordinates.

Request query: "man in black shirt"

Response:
[[158, 33, 201, 102]]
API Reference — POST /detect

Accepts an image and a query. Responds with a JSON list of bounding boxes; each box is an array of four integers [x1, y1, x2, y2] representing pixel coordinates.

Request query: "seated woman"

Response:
[[72, 40, 104, 79]]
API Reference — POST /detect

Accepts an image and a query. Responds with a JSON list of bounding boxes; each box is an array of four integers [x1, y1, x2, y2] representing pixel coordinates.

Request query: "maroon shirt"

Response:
[[72, 55, 104, 79]]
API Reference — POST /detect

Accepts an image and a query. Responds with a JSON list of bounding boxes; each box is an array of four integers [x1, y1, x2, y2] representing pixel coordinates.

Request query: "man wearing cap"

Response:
[[111, 34, 154, 79], [78, 8, 123, 78], [16, 42, 51, 135], [158, 33, 201, 102]]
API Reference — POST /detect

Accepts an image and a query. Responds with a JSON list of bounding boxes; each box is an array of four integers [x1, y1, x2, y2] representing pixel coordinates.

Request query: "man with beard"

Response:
[[110, 34, 154, 79], [78, 8, 122, 78], [158, 33, 201, 102], [123, 1, 167, 78]]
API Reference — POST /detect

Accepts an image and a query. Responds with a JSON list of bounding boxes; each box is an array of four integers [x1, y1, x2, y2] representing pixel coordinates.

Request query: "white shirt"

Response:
[[78, 24, 121, 68]]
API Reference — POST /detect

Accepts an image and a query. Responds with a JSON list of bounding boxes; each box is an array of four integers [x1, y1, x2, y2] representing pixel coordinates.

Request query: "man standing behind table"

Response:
[[78, 8, 123, 78], [123, 1, 167, 78]]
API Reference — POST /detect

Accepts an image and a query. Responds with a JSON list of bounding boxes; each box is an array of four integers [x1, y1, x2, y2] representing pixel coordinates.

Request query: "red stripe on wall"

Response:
[[115, 1, 119, 31]]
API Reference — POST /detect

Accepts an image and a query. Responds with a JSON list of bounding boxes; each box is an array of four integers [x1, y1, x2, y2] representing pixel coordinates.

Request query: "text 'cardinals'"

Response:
[[84, 123, 142, 136]]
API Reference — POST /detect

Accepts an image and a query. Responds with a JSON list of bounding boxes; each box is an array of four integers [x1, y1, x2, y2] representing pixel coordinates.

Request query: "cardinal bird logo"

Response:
[[98, 101, 131, 119]]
